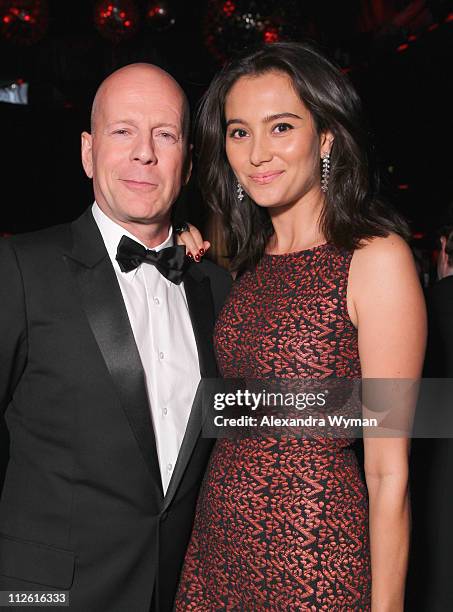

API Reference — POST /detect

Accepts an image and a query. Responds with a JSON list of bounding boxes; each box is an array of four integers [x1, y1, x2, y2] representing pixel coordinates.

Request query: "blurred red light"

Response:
[[148, 6, 165, 17], [222, 1, 235, 16], [397, 43, 409, 52], [397, 184, 409, 190], [263, 29, 279, 43]]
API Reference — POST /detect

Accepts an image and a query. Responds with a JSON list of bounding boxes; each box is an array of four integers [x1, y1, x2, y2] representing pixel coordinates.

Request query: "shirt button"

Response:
[[159, 351, 164, 360], [153, 297, 160, 305], [167, 463, 173, 472], [163, 406, 168, 416]]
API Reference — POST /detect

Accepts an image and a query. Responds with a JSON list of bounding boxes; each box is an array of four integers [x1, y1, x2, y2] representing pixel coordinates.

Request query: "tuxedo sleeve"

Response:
[[0, 238, 28, 416]]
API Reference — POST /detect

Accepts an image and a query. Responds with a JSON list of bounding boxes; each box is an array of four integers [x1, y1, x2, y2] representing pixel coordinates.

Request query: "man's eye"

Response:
[[156, 132, 177, 141], [273, 123, 293, 133], [229, 128, 248, 139], [113, 129, 129, 135]]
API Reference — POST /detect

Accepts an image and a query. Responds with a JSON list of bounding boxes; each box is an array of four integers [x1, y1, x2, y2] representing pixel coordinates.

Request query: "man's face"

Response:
[[81, 66, 189, 229]]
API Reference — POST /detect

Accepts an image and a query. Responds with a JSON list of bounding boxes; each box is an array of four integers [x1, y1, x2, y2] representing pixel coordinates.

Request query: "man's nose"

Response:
[[131, 136, 157, 164], [250, 135, 273, 166]]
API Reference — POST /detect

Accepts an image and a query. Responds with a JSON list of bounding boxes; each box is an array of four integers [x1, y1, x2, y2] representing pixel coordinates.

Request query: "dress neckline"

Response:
[[263, 242, 330, 259]]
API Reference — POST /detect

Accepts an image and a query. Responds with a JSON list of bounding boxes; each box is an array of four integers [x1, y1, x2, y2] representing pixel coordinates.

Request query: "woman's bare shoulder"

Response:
[[351, 232, 415, 279], [356, 232, 411, 259]]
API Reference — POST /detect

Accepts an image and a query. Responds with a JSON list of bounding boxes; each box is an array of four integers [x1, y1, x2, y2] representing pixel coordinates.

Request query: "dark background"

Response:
[[1, 1, 453, 610], [0, 0, 452, 245]]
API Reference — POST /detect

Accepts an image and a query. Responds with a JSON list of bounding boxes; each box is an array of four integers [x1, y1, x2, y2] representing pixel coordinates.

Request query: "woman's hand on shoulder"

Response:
[[175, 223, 211, 262]]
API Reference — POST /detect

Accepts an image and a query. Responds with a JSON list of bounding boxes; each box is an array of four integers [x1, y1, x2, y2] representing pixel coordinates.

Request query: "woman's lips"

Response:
[[121, 179, 158, 192], [248, 171, 284, 185]]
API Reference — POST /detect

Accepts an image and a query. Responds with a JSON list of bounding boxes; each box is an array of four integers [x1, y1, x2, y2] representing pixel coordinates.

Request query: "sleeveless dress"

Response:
[[175, 244, 371, 611]]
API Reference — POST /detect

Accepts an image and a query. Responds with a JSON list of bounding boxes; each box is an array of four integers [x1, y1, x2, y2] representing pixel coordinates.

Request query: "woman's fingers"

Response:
[[176, 229, 198, 256], [176, 224, 210, 262], [186, 224, 204, 253]]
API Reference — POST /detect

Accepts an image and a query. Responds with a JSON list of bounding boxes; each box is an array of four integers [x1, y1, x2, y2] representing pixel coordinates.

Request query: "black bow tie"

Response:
[[116, 235, 189, 285]]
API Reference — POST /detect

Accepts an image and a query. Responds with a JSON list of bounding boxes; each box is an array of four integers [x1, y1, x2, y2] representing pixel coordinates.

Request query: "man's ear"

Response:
[[320, 130, 334, 157], [440, 236, 447, 253], [183, 143, 193, 186], [81, 132, 93, 178]]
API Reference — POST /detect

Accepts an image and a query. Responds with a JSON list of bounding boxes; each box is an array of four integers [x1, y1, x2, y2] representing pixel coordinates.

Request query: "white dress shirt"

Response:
[[92, 203, 200, 493]]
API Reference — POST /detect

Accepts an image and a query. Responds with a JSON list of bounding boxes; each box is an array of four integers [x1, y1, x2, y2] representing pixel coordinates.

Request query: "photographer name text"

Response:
[[213, 415, 378, 428]]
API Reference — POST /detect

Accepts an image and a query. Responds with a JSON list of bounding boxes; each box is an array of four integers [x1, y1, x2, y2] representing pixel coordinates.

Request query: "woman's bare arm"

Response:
[[348, 233, 426, 612]]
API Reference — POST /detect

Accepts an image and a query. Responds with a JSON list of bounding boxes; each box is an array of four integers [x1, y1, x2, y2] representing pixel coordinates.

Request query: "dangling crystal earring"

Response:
[[321, 153, 330, 193], [237, 182, 245, 202]]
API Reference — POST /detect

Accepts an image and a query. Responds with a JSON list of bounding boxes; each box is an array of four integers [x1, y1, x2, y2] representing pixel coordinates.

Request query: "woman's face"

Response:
[[224, 70, 332, 211]]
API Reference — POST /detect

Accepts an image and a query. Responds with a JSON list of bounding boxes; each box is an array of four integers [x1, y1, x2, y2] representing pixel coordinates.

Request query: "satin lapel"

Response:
[[163, 265, 218, 510], [183, 266, 218, 380], [64, 210, 163, 500]]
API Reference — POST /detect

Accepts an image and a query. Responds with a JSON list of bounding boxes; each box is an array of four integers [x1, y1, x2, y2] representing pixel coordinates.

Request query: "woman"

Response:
[[175, 42, 426, 610]]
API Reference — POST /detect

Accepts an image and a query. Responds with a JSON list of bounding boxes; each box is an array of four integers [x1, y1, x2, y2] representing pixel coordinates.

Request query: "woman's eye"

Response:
[[230, 128, 248, 139], [273, 123, 293, 134]]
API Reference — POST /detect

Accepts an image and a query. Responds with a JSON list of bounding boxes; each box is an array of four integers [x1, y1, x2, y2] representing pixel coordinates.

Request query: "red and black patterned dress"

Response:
[[175, 244, 371, 611]]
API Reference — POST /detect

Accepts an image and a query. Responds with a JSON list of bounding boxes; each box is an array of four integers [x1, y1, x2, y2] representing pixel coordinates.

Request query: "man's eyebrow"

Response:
[[105, 120, 180, 131], [226, 112, 303, 127], [153, 122, 180, 131], [106, 119, 138, 126]]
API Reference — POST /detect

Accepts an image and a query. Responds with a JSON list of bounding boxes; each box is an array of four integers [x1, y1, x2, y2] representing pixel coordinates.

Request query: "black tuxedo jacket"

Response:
[[424, 276, 453, 377], [406, 276, 453, 610], [0, 209, 231, 611]]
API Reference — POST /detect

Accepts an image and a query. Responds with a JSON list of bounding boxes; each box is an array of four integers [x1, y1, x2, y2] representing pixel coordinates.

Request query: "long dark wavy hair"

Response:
[[195, 42, 410, 272]]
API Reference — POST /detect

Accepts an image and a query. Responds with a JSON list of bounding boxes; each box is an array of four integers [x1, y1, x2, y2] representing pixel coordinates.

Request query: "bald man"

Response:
[[0, 64, 231, 611]]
